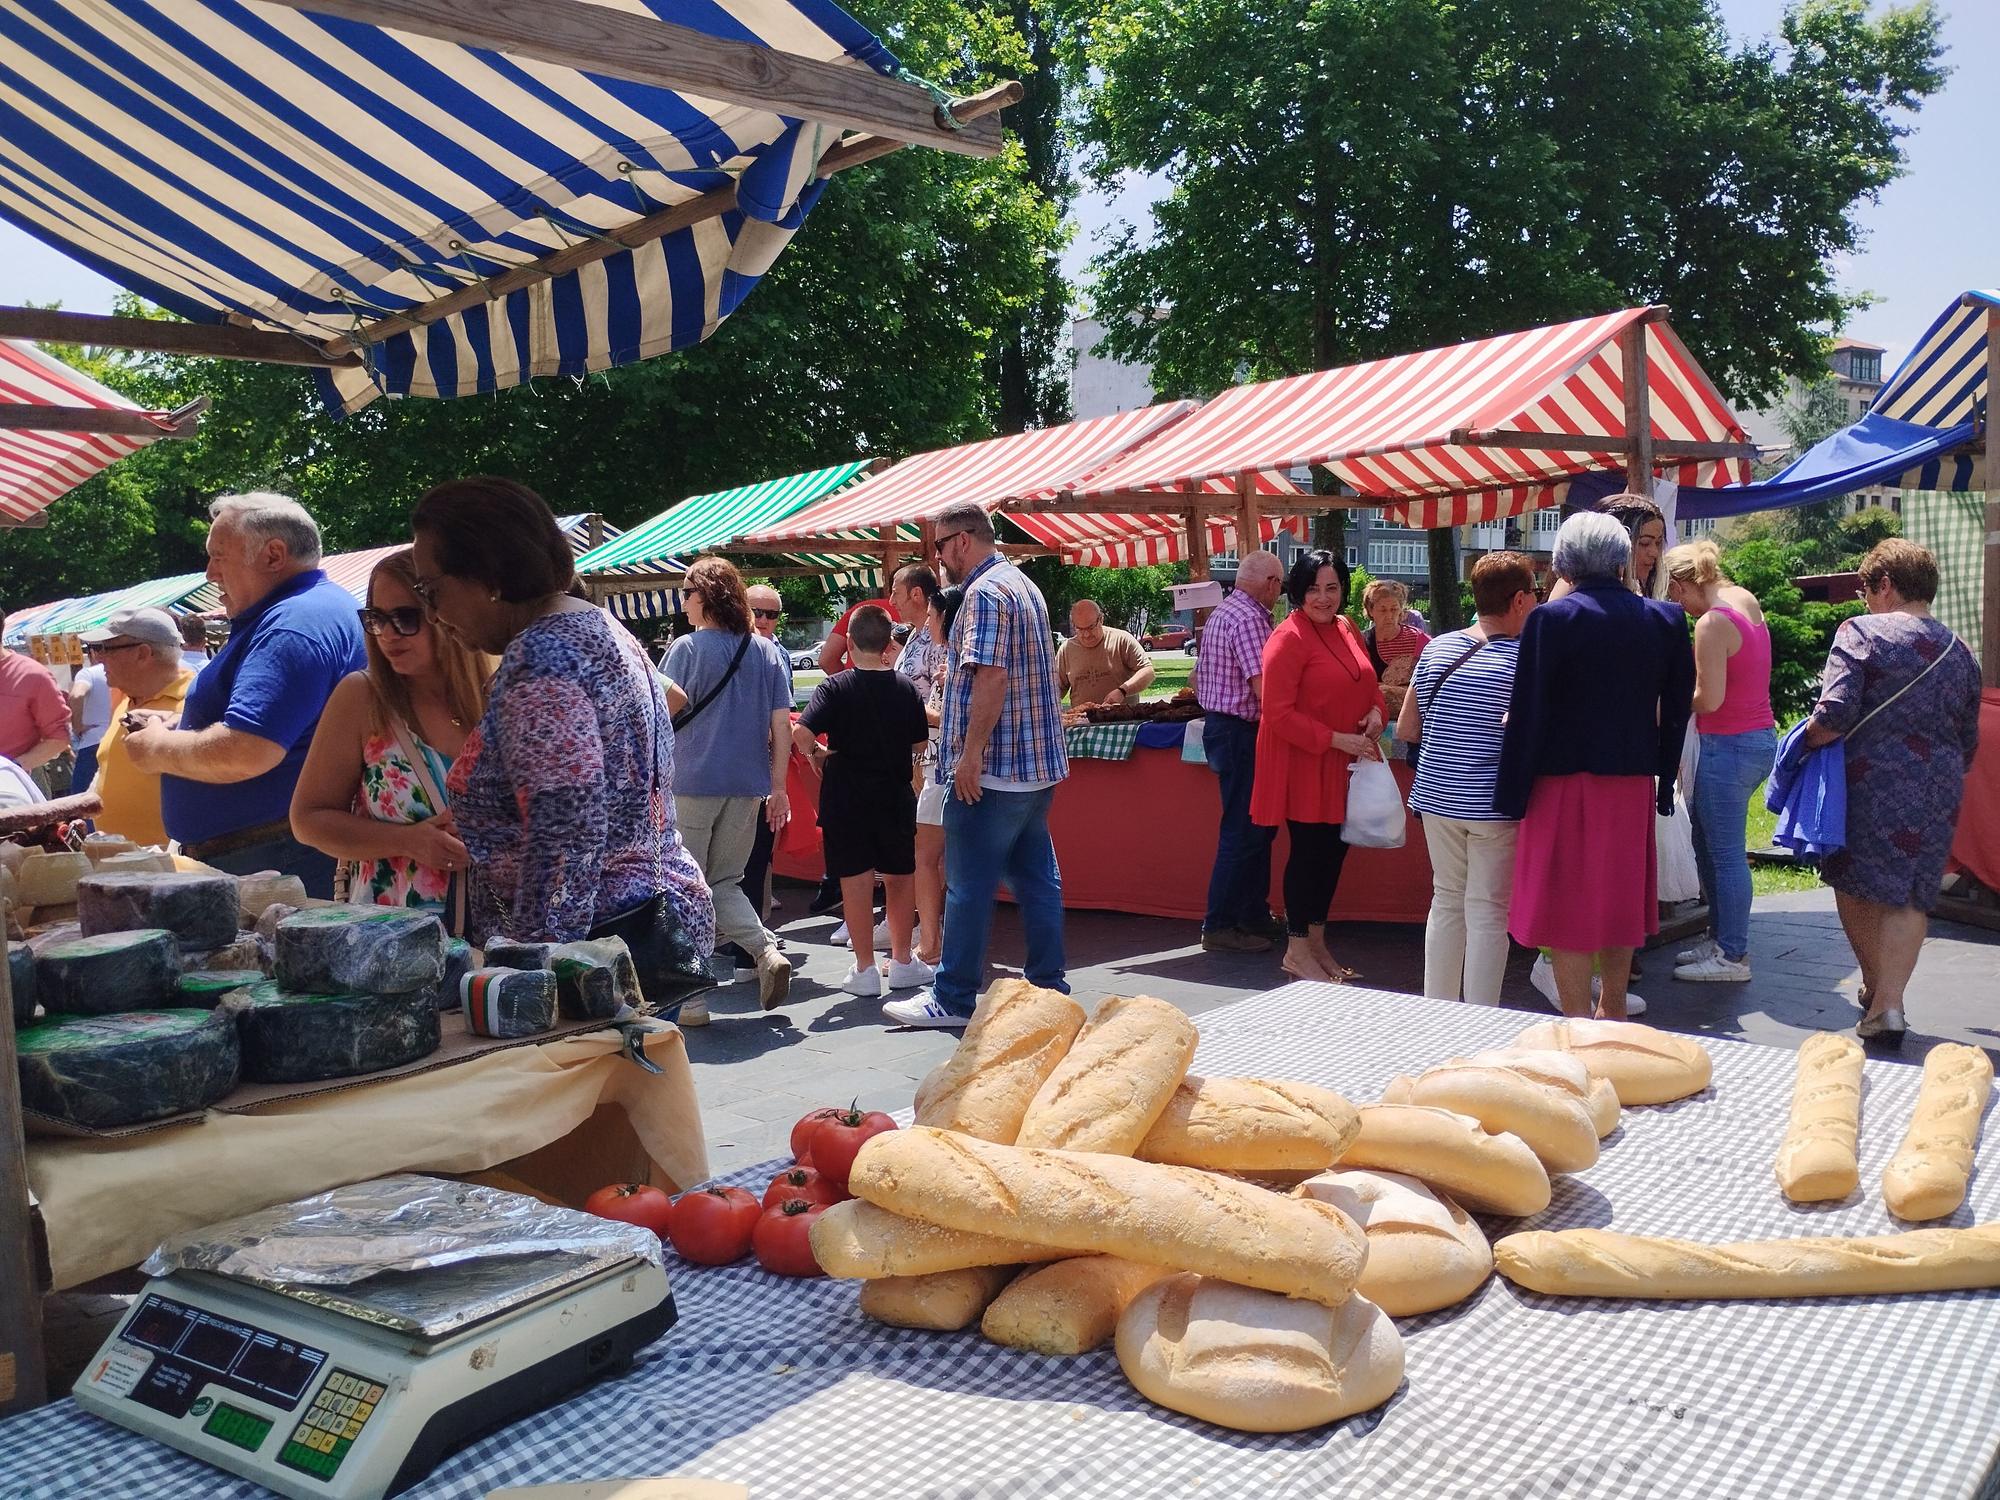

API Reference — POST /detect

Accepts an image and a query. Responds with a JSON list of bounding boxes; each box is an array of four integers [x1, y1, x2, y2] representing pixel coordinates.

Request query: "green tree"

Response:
[[1719, 535, 1861, 717], [1021, 558, 1182, 628], [1079, 0, 1943, 647]]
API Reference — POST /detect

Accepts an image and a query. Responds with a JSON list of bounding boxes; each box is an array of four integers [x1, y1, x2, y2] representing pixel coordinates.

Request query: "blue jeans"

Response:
[[1203, 713, 1277, 932], [1690, 726, 1777, 962], [70, 743, 98, 797], [937, 786, 1067, 1016], [204, 833, 340, 901]]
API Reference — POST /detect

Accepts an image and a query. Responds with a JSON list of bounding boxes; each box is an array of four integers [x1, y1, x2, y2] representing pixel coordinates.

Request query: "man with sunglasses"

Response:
[[75, 607, 194, 846]]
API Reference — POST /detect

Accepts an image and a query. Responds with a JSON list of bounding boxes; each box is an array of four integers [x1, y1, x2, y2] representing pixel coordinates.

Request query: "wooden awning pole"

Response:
[[1235, 471, 1261, 563], [1620, 323, 1655, 495]]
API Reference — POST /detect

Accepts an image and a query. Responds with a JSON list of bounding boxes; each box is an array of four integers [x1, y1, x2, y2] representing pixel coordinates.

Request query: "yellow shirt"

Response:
[[90, 668, 193, 847]]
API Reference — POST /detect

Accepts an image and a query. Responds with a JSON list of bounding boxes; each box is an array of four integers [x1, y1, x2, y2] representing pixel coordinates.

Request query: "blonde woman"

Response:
[[291, 548, 490, 923], [1360, 579, 1430, 721]]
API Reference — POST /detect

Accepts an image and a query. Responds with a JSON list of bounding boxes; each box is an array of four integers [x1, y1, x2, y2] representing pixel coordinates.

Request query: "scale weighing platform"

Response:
[[73, 1248, 675, 1499]]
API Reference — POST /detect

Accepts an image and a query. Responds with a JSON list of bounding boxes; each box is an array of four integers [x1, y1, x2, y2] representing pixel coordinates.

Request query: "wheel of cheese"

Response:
[[549, 938, 640, 1019], [16, 1009, 239, 1128], [9, 940, 36, 1028], [461, 968, 557, 1037], [439, 938, 474, 1011], [231, 980, 441, 1083], [176, 969, 267, 1007], [16, 850, 92, 908], [77, 871, 241, 950], [482, 937, 555, 971], [273, 906, 447, 996], [35, 929, 180, 1015]]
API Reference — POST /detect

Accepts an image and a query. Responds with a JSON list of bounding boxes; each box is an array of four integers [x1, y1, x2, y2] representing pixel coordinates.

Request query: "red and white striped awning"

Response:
[[0, 339, 186, 524], [1070, 308, 1751, 529], [742, 402, 1297, 565]]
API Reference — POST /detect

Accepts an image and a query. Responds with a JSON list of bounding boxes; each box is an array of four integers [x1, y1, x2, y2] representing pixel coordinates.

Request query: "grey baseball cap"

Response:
[[79, 606, 183, 649]]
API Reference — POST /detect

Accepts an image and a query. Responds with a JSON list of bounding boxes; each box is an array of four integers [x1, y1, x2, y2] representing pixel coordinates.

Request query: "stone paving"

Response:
[[684, 880, 1999, 1179]]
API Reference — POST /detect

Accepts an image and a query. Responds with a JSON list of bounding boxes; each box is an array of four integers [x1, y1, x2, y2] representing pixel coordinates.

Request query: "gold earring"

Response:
[[489, 589, 501, 602]]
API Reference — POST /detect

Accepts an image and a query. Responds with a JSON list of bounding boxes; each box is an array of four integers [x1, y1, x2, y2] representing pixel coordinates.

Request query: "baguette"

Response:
[[1494, 1223, 2000, 1300], [1465, 1047, 1621, 1139], [848, 1126, 1368, 1305], [1774, 1032, 1864, 1203], [1015, 995, 1197, 1154], [1295, 1169, 1491, 1316], [914, 979, 1087, 1142], [859, 1265, 1020, 1330], [1135, 1075, 1361, 1172], [1115, 1275, 1404, 1432], [1336, 1105, 1551, 1217], [1512, 1019, 1712, 1105], [808, 1198, 1072, 1279], [1883, 1043, 1993, 1222], [1395, 1062, 1598, 1174], [980, 1255, 1175, 1355]]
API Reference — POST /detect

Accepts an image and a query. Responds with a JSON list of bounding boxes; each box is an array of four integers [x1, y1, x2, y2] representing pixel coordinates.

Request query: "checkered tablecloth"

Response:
[[1063, 720, 1144, 760], [8, 986, 2000, 1498]]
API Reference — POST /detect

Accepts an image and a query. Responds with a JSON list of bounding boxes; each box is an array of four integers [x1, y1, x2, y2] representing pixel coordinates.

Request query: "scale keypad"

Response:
[[275, 1370, 383, 1480]]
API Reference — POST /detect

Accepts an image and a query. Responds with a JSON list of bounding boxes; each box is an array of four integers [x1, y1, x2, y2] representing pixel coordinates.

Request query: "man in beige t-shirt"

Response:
[[1057, 600, 1155, 707]]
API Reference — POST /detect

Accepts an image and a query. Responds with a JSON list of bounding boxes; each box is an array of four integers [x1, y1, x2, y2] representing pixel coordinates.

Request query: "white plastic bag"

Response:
[[1342, 757, 1407, 848]]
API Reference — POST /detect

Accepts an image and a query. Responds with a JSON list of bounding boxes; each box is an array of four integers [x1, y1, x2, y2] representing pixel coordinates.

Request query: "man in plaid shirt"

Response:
[[883, 502, 1069, 1027], [1193, 549, 1286, 952]]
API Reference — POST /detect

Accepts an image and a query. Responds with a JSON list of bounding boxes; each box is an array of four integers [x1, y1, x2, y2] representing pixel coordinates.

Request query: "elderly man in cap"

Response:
[[123, 492, 365, 891], [77, 606, 196, 847]]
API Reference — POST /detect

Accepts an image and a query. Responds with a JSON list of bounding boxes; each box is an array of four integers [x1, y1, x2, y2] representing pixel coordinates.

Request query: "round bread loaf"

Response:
[[1512, 1019, 1712, 1105], [1336, 1105, 1551, 1217], [1400, 1062, 1599, 1174], [1294, 1168, 1491, 1316], [1465, 1046, 1621, 1139], [1115, 1274, 1404, 1432]]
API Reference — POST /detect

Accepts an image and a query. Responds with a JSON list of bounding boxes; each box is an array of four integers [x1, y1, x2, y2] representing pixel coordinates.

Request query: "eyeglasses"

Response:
[[85, 641, 144, 657], [752, 608, 782, 621], [933, 530, 967, 554], [411, 576, 441, 609], [358, 606, 427, 637]]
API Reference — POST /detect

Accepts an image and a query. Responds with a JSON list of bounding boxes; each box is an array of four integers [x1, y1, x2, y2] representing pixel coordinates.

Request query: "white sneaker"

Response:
[[1674, 954, 1751, 983], [676, 997, 709, 1028], [839, 964, 883, 998], [1618, 988, 1648, 1017], [886, 956, 935, 990], [1675, 938, 1720, 966], [881, 990, 972, 1029], [830, 921, 849, 946], [1531, 953, 1649, 1015], [873, 921, 893, 950]]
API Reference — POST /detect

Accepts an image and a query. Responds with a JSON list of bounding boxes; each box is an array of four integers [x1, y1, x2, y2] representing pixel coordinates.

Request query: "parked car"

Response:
[[1142, 626, 1192, 651], [790, 648, 819, 672]]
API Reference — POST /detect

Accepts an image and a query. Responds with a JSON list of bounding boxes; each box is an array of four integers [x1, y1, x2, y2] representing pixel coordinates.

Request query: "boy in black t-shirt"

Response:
[[792, 605, 931, 999]]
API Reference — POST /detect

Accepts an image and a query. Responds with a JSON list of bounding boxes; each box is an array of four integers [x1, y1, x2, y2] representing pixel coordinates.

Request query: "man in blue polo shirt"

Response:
[[123, 492, 365, 894]]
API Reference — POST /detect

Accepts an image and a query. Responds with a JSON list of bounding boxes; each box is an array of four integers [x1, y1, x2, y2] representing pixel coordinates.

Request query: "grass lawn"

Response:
[[1746, 780, 1822, 897]]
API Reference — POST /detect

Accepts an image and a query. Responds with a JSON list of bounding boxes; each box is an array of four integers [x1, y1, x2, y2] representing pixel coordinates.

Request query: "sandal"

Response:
[[1281, 950, 1336, 983]]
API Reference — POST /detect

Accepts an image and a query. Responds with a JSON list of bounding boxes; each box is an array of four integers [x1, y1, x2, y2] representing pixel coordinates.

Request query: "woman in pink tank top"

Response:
[[1663, 540, 1777, 980]]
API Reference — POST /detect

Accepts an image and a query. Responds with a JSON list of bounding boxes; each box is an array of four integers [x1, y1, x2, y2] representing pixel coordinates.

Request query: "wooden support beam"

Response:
[[583, 572, 687, 597], [275, 0, 1003, 158], [917, 516, 937, 571], [1447, 428, 1756, 461], [0, 306, 362, 368], [0, 397, 207, 438], [1619, 323, 1655, 494], [584, 512, 605, 550], [1235, 471, 1261, 558], [1183, 480, 1211, 584]]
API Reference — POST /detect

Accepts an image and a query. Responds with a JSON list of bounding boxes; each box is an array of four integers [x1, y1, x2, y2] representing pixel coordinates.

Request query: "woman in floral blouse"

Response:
[[291, 548, 489, 925], [411, 477, 715, 1017]]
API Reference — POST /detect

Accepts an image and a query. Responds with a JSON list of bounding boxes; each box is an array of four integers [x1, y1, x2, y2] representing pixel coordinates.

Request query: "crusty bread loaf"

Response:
[[1512, 1019, 1712, 1105], [858, 1264, 1020, 1330], [979, 1255, 1174, 1354], [1336, 1105, 1551, 1217], [808, 1199, 1072, 1279], [1466, 1045, 1621, 1140], [1495, 1223, 2000, 1300], [1015, 995, 1198, 1154], [1397, 1061, 1598, 1174], [1586, 1077, 1620, 1139], [1775, 1032, 1864, 1203], [1295, 1169, 1491, 1316], [1883, 1043, 1994, 1222], [912, 1062, 948, 1118], [914, 979, 1087, 1142], [848, 1126, 1368, 1305], [1134, 1075, 1361, 1172], [1115, 1274, 1404, 1432]]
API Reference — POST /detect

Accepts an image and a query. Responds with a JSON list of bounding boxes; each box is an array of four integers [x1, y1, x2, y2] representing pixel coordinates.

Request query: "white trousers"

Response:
[[1421, 815, 1518, 1006]]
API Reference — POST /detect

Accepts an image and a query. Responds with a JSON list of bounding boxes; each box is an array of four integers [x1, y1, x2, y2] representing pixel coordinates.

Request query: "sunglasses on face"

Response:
[[752, 608, 782, 621], [358, 606, 427, 638], [85, 641, 144, 657], [933, 530, 967, 555]]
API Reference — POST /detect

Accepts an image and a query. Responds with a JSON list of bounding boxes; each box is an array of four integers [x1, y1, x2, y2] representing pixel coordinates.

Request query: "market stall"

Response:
[[9, 984, 1999, 1497], [1950, 690, 2000, 892]]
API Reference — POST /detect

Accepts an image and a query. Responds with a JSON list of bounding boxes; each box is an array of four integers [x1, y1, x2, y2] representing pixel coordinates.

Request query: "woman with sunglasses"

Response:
[[291, 549, 490, 923]]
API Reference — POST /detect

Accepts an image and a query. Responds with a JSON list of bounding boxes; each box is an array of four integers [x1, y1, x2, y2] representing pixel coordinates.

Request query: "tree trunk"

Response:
[[1426, 527, 1462, 630]]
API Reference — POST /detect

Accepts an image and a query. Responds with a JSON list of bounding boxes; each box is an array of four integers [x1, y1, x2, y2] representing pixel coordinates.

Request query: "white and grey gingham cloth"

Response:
[[6, 985, 2000, 1498]]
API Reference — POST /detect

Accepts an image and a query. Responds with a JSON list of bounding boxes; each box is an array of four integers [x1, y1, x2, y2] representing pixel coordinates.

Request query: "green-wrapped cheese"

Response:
[[35, 929, 180, 1015], [230, 980, 441, 1083], [16, 1009, 239, 1128]]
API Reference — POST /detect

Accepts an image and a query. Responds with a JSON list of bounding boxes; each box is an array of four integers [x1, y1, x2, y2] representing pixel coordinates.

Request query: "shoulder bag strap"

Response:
[[389, 711, 467, 937], [1419, 636, 1490, 724], [1846, 633, 1964, 741], [671, 631, 753, 734]]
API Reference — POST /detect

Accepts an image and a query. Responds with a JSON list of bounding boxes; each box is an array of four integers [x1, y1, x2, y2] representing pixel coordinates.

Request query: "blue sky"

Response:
[[2, 0, 1987, 366]]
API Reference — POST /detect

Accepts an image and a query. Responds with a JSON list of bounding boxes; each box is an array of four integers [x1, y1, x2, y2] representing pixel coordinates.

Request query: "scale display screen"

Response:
[[122, 1294, 328, 1410]]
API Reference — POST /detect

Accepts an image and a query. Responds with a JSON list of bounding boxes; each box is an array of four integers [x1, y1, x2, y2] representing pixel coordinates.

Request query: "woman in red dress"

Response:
[[1250, 549, 1387, 983]]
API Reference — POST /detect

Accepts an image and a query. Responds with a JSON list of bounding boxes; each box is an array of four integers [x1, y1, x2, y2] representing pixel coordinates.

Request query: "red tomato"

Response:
[[790, 1106, 845, 1164], [664, 1185, 760, 1266], [752, 1198, 826, 1277], [583, 1183, 673, 1239], [808, 1106, 899, 1194], [762, 1165, 843, 1210]]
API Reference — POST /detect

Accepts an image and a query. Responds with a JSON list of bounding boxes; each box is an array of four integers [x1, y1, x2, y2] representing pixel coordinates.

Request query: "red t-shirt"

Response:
[[0, 651, 69, 762], [828, 598, 895, 671]]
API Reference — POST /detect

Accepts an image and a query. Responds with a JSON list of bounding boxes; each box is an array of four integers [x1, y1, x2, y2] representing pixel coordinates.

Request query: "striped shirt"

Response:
[[1192, 586, 1272, 719], [941, 552, 1068, 789], [1407, 630, 1521, 821]]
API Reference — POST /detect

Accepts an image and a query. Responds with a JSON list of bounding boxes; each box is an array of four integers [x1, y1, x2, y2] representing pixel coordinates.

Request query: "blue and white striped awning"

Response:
[[0, 0, 931, 415], [1872, 289, 1995, 429]]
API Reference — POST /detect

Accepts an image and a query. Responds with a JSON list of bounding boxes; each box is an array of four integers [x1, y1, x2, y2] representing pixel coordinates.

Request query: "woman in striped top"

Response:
[[1361, 580, 1432, 722], [1394, 553, 1537, 1005]]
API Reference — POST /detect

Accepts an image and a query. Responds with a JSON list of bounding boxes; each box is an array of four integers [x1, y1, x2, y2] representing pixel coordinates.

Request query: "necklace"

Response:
[[1304, 615, 1363, 682]]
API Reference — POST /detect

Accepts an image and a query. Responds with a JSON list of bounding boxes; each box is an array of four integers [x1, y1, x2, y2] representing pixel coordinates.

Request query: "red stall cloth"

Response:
[[1948, 689, 2000, 891], [774, 742, 1432, 925]]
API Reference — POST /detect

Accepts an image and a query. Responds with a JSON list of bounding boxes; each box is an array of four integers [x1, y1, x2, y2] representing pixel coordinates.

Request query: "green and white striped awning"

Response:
[[27, 571, 209, 639], [575, 460, 879, 574]]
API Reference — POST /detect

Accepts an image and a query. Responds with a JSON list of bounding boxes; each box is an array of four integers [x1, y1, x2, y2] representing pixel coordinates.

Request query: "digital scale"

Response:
[[74, 1249, 676, 1499]]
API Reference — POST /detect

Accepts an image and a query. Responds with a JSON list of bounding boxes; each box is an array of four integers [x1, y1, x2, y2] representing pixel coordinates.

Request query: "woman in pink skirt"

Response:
[[1496, 512, 1696, 1018]]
